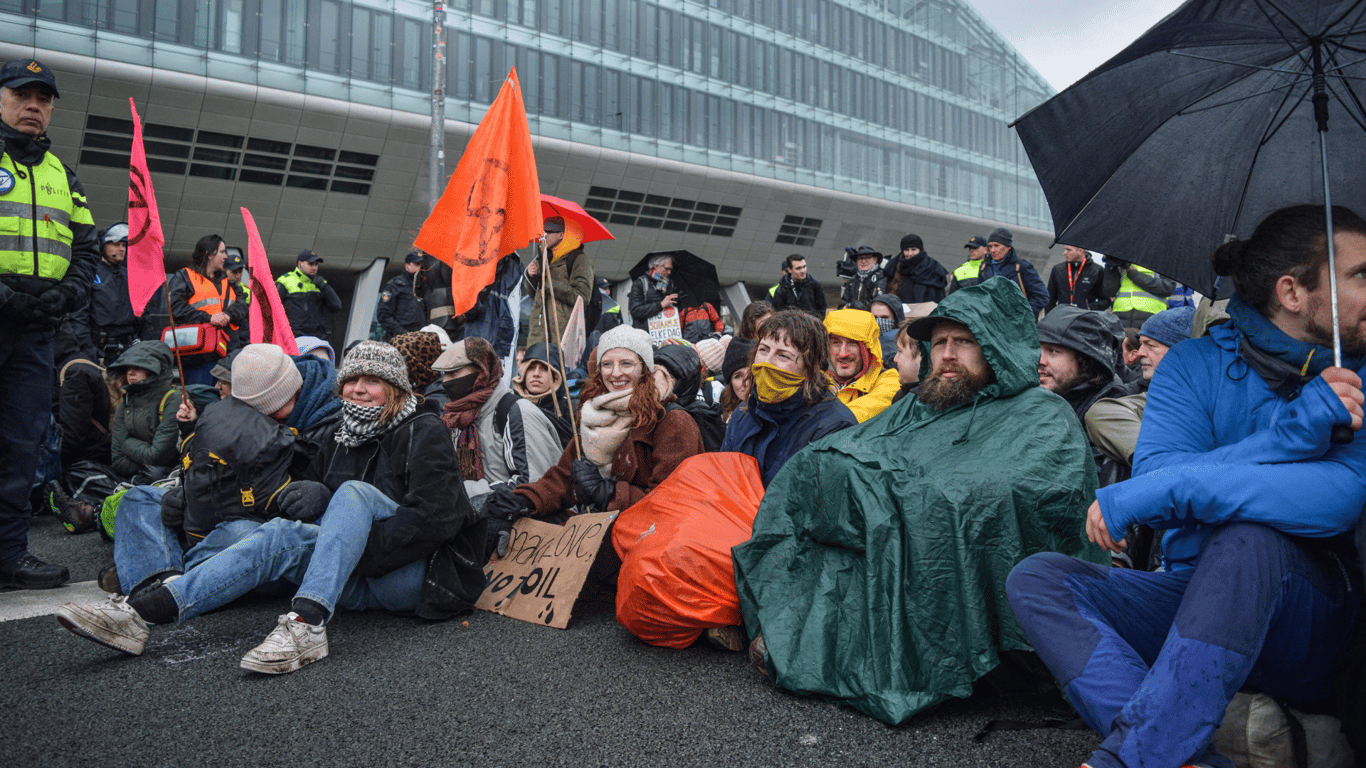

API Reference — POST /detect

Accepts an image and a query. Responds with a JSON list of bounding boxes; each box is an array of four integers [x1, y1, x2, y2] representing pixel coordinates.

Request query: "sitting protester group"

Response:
[[47, 207, 1366, 768]]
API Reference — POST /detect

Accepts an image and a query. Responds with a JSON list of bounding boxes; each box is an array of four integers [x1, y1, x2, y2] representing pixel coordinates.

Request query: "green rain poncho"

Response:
[[733, 278, 1105, 725]]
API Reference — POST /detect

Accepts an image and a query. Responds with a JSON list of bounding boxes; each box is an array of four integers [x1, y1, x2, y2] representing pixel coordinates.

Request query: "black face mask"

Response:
[[442, 372, 479, 401]]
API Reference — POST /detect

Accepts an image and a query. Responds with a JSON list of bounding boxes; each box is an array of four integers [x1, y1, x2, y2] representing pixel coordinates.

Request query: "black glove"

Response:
[[485, 485, 533, 522], [485, 517, 514, 560], [571, 458, 614, 510], [276, 480, 333, 522], [38, 284, 80, 318], [2, 292, 49, 324], [160, 487, 186, 529]]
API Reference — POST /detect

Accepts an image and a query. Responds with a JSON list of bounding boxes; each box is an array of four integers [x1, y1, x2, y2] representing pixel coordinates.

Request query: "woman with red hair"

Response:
[[485, 326, 704, 546]]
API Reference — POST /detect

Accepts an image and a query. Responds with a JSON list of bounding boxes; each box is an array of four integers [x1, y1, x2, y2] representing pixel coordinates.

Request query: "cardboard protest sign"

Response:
[[476, 511, 617, 629], [647, 307, 682, 344]]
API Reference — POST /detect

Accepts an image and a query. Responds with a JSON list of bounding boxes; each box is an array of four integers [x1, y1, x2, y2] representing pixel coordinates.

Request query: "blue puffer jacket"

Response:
[[1097, 298, 1366, 571], [720, 391, 856, 486]]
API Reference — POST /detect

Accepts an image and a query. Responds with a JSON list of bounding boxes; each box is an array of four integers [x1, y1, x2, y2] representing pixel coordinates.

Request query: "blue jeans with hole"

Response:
[[163, 480, 425, 624]]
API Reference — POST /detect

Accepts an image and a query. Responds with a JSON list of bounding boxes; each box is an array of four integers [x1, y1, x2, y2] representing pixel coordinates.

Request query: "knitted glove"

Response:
[[578, 389, 634, 471], [160, 487, 187, 529], [485, 485, 534, 522], [276, 481, 333, 522], [571, 458, 615, 510]]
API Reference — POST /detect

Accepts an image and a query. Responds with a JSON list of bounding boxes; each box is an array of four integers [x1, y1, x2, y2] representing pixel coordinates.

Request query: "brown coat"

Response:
[[517, 408, 703, 515]]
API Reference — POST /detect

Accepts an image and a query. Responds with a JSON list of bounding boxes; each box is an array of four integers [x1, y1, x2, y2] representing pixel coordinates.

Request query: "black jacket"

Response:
[[885, 253, 947, 304], [304, 411, 485, 619], [628, 273, 675, 330], [180, 397, 317, 538], [1046, 260, 1110, 311], [88, 259, 142, 339], [58, 356, 112, 468], [277, 267, 342, 339], [771, 274, 827, 318], [378, 271, 427, 338], [839, 270, 886, 311]]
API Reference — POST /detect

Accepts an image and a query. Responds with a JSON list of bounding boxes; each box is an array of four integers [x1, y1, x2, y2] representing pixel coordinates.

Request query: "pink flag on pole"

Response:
[[240, 207, 299, 355], [126, 98, 167, 315]]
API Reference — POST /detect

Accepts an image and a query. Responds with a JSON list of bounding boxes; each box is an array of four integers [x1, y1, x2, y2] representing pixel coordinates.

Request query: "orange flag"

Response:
[[126, 98, 167, 315], [414, 68, 542, 317]]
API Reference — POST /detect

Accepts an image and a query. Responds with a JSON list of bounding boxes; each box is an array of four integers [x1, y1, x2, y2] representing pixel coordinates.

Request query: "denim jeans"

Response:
[[112, 485, 264, 595], [164, 480, 424, 624]]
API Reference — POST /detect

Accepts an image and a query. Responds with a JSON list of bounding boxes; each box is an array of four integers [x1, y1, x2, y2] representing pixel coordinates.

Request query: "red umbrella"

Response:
[[540, 194, 614, 243]]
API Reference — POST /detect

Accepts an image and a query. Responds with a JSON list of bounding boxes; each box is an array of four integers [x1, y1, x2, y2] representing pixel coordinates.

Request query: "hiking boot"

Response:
[[55, 495, 98, 535], [748, 634, 769, 679], [240, 613, 328, 675], [705, 625, 747, 652], [0, 552, 70, 589], [55, 595, 149, 655], [97, 563, 122, 594]]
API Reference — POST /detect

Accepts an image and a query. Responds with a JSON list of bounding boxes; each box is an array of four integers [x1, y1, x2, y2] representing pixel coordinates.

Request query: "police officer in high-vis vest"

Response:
[[947, 236, 988, 295], [0, 59, 99, 589], [277, 249, 341, 341], [1105, 257, 1177, 329]]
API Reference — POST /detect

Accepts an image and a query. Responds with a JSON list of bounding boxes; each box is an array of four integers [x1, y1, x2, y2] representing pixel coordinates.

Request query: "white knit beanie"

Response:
[[596, 325, 655, 372], [232, 344, 303, 415]]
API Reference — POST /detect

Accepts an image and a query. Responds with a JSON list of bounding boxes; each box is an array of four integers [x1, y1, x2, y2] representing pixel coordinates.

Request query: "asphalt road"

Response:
[[2, 513, 1098, 767]]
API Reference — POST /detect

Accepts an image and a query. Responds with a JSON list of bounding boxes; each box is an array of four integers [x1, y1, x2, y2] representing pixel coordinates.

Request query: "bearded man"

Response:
[[734, 277, 1104, 725]]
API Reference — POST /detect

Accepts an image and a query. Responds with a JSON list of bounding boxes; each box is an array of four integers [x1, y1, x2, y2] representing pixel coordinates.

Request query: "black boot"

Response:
[[0, 552, 70, 589]]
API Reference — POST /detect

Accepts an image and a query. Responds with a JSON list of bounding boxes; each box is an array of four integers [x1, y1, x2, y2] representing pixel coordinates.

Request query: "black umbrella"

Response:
[[1014, 0, 1366, 360], [629, 250, 722, 310]]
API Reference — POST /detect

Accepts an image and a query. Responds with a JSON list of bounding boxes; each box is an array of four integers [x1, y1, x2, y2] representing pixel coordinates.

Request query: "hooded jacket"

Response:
[[870, 293, 905, 370], [823, 309, 902, 422], [1036, 306, 1129, 428], [527, 242, 594, 347], [734, 279, 1104, 725], [654, 344, 726, 452], [721, 389, 856, 485], [108, 342, 184, 478], [513, 342, 574, 448], [1098, 295, 1366, 571]]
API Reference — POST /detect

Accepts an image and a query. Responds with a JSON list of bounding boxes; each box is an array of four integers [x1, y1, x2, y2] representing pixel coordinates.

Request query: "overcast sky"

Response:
[[968, 0, 1188, 91]]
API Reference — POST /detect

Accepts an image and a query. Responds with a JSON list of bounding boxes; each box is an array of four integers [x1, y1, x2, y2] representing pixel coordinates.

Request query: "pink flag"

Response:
[[126, 98, 167, 315], [240, 207, 299, 355]]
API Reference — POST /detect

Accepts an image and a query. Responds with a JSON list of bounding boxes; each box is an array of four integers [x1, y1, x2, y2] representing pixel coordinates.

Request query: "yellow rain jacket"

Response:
[[824, 309, 901, 422]]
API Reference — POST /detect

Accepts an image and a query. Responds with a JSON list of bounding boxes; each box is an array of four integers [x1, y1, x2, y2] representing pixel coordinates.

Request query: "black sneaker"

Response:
[[0, 552, 70, 589]]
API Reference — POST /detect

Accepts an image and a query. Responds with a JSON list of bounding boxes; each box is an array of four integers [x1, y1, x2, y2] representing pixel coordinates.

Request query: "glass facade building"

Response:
[[2, 0, 1054, 230]]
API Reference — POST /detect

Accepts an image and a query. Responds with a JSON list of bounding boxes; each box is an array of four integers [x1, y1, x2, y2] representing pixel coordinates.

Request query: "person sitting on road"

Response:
[[734, 279, 1103, 725], [432, 337, 560, 534], [890, 319, 923, 403], [736, 300, 773, 341], [512, 342, 574, 448], [108, 341, 183, 483], [824, 308, 901, 422], [484, 326, 705, 566], [719, 338, 755, 423], [654, 343, 727, 453], [1035, 306, 1129, 431], [1008, 205, 1366, 768], [391, 331, 445, 416], [57, 343, 339, 624], [720, 310, 856, 486], [57, 341, 485, 674]]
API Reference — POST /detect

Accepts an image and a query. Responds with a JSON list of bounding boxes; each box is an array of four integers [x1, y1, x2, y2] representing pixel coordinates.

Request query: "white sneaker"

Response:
[[240, 612, 328, 675], [55, 594, 150, 656]]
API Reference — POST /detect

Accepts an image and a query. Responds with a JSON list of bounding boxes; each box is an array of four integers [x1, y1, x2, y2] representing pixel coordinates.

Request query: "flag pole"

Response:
[[541, 238, 582, 460], [160, 277, 189, 404]]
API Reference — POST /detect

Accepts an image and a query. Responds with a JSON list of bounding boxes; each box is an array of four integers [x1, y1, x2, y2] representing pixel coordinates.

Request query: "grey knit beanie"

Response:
[[232, 344, 303, 415], [337, 340, 413, 394], [987, 227, 1014, 248], [596, 325, 655, 372]]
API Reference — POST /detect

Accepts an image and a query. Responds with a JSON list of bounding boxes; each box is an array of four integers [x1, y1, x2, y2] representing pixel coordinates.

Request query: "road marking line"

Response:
[[0, 581, 106, 622]]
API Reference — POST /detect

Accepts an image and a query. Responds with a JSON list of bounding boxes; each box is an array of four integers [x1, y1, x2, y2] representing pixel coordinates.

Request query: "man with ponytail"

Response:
[[1008, 204, 1366, 768]]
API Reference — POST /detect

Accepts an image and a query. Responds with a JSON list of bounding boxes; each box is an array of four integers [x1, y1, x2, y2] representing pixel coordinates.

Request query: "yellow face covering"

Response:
[[752, 362, 805, 404], [551, 218, 584, 261]]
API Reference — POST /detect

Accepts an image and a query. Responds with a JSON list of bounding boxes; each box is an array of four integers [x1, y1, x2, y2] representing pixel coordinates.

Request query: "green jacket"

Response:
[[733, 278, 1105, 725], [108, 342, 183, 478]]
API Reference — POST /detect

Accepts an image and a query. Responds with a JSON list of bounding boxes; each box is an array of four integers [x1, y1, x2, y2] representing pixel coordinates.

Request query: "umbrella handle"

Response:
[[1332, 424, 1354, 444]]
